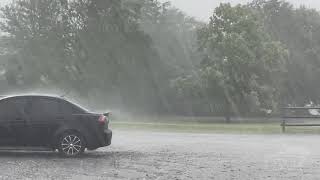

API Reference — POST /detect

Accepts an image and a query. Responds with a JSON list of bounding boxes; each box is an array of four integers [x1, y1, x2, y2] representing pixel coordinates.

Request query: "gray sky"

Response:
[[160, 0, 320, 21]]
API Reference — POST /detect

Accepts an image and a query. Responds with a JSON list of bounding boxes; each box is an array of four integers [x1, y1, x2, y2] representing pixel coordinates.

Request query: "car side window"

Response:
[[31, 98, 61, 116], [0, 100, 8, 118], [61, 101, 84, 114], [7, 98, 29, 117]]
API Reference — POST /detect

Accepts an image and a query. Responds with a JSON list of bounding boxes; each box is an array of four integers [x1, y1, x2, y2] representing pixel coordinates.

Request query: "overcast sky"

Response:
[[160, 0, 320, 21]]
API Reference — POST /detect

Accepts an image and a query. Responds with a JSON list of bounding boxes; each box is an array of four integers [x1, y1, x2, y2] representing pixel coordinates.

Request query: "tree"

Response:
[[126, 0, 204, 114], [174, 3, 288, 120], [0, 0, 165, 113], [251, 0, 320, 106]]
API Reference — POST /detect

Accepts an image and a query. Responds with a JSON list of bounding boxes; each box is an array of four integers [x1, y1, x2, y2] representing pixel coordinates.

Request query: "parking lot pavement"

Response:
[[1, 131, 320, 179]]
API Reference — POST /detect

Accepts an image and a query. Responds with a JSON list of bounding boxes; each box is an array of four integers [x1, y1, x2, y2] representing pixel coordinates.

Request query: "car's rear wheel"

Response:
[[58, 132, 86, 157]]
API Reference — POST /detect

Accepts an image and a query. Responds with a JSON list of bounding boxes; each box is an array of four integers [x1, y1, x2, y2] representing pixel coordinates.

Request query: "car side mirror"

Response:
[[103, 112, 111, 117]]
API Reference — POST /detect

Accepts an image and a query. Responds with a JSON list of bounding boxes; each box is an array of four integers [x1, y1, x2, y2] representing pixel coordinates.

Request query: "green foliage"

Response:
[[1, 0, 320, 118], [251, 0, 320, 105], [0, 0, 202, 115], [0, 0, 165, 113], [174, 3, 288, 116], [124, 0, 204, 114]]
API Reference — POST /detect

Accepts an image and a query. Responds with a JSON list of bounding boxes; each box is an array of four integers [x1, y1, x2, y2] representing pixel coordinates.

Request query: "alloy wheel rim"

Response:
[[61, 135, 82, 155]]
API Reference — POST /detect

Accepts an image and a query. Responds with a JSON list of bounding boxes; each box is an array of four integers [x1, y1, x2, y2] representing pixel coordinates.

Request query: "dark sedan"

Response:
[[0, 95, 112, 157]]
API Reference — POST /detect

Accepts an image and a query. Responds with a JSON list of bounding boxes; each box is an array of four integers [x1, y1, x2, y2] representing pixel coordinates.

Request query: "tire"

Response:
[[57, 132, 86, 157]]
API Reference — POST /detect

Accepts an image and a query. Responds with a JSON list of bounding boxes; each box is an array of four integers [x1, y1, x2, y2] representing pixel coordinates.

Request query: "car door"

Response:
[[26, 97, 62, 146], [0, 99, 16, 146], [6, 97, 30, 146]]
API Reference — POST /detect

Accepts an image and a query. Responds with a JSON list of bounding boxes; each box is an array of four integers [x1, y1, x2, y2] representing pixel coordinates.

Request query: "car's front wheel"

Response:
[[58, 132, 86, 157]]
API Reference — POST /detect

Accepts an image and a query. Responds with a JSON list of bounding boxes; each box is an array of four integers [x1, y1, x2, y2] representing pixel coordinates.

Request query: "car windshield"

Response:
[[1, 0, 320, 179]]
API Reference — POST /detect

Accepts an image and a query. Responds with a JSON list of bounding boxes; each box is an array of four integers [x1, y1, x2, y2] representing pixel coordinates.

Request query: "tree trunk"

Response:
[[224, 103, 232, 123]]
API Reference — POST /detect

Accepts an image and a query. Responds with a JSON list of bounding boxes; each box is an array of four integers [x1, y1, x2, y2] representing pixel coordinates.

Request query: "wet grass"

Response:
[[111, 117, 320, 134]]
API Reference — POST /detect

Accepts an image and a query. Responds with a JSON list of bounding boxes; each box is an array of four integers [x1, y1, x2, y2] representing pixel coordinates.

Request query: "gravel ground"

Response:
[[1, 131, 320, 180]]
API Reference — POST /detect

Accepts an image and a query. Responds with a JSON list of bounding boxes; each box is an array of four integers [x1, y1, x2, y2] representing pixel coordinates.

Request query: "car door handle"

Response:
[[56, 116, 64, 120], [11, 118, 25, 125]]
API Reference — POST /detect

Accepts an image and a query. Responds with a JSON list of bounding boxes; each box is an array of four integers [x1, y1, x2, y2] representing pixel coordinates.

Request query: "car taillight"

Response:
[[98, 115, 106, 124]]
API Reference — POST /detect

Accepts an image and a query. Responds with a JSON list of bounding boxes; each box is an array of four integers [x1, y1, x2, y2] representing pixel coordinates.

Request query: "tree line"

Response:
[[0, 0, 319, 118]]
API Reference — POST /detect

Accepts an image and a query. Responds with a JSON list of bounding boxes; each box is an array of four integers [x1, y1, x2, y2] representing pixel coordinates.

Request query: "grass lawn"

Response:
[[111, 121, 320, 134]]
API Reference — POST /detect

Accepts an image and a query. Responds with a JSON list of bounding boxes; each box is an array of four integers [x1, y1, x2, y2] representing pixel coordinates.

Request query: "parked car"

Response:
[[0, 95, 112, 157]]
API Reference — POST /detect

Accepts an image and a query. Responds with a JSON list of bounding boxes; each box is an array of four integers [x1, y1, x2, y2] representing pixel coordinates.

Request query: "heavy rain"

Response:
[[0, 0, 320, 179]]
